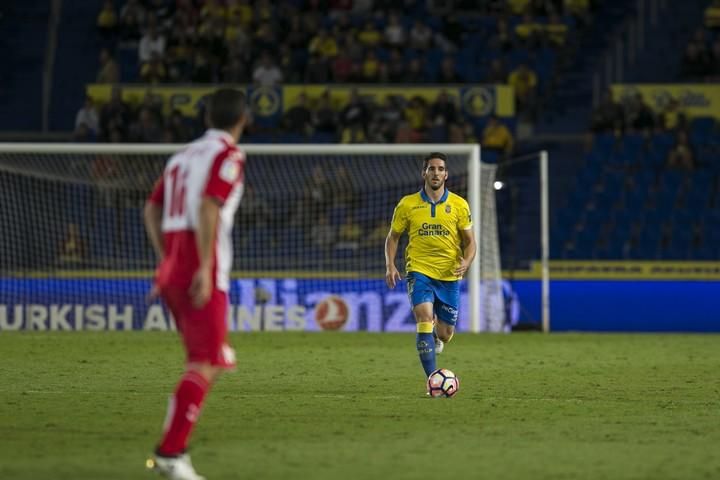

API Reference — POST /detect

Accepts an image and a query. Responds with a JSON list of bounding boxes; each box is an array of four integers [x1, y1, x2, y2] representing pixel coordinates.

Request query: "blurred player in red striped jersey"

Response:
[[143, 88, 248, 480]]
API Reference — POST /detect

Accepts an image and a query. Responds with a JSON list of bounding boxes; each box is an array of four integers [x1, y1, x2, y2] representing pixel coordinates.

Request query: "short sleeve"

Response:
[[204, 148, 245, 204], [148, 175, 164, 205], [458, 200, 472, 230], [390, 199, 408, 234]]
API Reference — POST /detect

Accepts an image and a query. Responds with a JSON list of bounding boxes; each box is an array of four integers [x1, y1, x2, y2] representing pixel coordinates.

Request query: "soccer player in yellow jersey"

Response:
[[385, 152, 476, 382]]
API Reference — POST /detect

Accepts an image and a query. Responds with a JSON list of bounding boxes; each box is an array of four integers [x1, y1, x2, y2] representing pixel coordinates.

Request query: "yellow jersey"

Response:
[[390, 189, 472, 281]]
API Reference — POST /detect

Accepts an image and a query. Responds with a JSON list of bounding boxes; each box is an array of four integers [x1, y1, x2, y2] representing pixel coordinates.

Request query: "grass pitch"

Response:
[[0, 332, 718, 480]]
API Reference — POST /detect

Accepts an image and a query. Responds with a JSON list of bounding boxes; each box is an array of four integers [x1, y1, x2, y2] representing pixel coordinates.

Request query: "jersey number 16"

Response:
[[167, 165, 188, 217]]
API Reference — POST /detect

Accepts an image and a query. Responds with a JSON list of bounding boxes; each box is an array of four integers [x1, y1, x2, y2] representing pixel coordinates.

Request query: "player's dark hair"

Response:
[[208, 88, 247, 130], [423, 152, 448, 171]]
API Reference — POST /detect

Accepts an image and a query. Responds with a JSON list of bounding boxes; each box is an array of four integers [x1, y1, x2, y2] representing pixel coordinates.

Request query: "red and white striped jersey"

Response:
[[148, 129, 246, 292]]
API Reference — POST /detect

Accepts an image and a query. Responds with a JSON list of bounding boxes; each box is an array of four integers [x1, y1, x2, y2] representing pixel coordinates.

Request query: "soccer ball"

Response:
[[427, 368, 459, 398]]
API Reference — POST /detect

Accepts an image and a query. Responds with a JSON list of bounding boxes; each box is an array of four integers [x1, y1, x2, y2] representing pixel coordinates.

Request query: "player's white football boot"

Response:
[[433, 331, 444, 354], [146, 453, 206, 480]]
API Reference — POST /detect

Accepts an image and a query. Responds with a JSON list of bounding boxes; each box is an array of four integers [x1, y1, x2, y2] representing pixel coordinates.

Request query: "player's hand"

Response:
[[454, 257, 470, 278], [146, 283, 161, 303], [385, 265, 402, 289], [189, 267, 212, 308]]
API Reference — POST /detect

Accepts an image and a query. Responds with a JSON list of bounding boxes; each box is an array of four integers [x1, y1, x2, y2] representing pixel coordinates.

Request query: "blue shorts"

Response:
[[406, 271, 460, 326]]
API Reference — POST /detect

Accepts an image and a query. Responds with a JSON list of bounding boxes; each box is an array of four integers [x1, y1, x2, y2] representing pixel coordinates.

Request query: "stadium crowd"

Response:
[[78, 0, 601, 145]]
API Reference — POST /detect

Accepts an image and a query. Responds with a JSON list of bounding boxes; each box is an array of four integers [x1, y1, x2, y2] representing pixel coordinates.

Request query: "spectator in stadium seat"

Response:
[[486, 58, 508, 84], [344, 32, 366, 67], [225, 13, 250, 50], [358, 20, 382, 48], [341, 89, 370, 132], [284, 15, 310, 51], [252, 53, 283, 87], [303, 164, 334, 219], [667, 131, 695, 171], [309, 214, 337, 252], [100, 86, 130, 140], [139, 25, 166, 64], [384, 12, 406, 48], [564, 0, 592, 28], [404, 96, 429, 137], [705, 0, 720, 29], [254, 0, 275, 23], [386, 48, 406, 82], [140, 53, 168, 84], [623, 93, 655, 131], [544, 12, 568, 47], [689, 27, 710, 56], [335, 214, 362, 252], [166, 109, 192, 143], [660, 99, 686, 132], [403, 58, 429, 83], [146, 0, 174, 29], [313, 91, 339, 136], [711, 37, 720, 79], [200, 0, 226, 22], [430, 91, 458, 126], [482, 115, 515, 157], [515, 13, 541, 48], [96, 48, 120, 84], [341, 124, 368, 143], [283, 93, 313, 135], [590, 89, 624, 133], [129, 107, 164, 143], [253, 21, 278, 56], [119, 0, 146, 41], [409, 19, 433, 50], [58, 224, 87, 265], [508, 63, 538, 118], [222, 55, 249, 83], [507, 0, 531, 15], [237, 184, 272, 229], [362, 50, 382, 82], [309, 28, 339, 61], [680, 43, 712, 81], [330, 164, 357, 211], [75, 96, 100, 136], [305, 53, 330, 83], [437, 56, 462, 83], [332, 12, 355, 37], [191, 50, 214, 83], [364, 219, 390, 250], [489, 19, 514, 52], [370, 96, 403, 142], [332, 46, 355, 82], [72, 123, 96, 143], [97, 0, 118, 40]]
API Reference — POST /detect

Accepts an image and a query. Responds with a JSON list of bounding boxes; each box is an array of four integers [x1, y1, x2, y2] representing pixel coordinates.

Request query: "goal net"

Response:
[[0, 143, 505, 332]]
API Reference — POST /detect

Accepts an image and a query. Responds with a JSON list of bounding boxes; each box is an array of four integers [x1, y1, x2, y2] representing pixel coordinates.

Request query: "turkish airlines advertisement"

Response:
[[0, 278, 520, 332]]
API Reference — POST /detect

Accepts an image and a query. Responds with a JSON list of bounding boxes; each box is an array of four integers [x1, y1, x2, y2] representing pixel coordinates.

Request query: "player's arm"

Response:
[[190, 148, 244, 307], [144, 176, 165, 259], [454, 227, 476, 278], [190, 196, 221, 308], [385, 229, 403, 289], [385, 199, 407, 289]]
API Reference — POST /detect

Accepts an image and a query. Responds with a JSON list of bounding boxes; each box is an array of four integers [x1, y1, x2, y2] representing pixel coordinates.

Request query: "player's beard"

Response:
[[429, 179, 444, 191]]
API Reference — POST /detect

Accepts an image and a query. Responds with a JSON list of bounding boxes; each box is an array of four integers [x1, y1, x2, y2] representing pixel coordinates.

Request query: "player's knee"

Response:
[[415, 314, 434, 324], [438, 330, 454, 343]]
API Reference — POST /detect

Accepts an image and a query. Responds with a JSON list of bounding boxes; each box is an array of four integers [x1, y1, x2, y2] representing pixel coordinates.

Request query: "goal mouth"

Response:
[[0, 143, 507, 333]]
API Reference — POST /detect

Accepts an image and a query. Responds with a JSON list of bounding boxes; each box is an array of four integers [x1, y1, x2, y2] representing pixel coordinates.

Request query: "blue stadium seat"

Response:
[[619, 133, 646, 159], [593, 133, 616, 157]]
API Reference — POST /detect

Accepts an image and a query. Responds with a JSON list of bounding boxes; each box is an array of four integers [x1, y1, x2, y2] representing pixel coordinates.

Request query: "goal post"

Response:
[[0, 142, 507, 333]]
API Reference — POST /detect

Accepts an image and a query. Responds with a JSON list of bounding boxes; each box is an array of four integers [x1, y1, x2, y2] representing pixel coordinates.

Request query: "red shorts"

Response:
[[161, 286, 236, 369]]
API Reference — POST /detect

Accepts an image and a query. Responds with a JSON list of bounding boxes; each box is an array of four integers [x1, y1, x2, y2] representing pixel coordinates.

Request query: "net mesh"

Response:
[[0, 145, 504, 332]]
